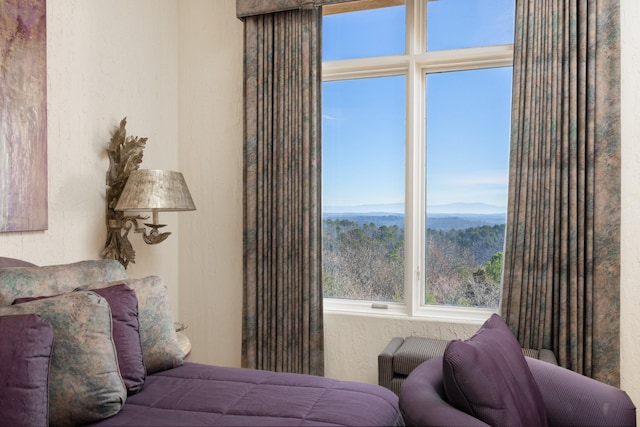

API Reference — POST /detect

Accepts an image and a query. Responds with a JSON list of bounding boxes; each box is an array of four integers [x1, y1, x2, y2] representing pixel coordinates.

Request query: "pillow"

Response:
[[0, 314, 53, 427], [91, 284, 146, 394], [442, 314, 548, 427], [79, 276, 183, 374], [15, 284, 147, 395], [0, 292, 127, 426], [0, 259, 127, 305]]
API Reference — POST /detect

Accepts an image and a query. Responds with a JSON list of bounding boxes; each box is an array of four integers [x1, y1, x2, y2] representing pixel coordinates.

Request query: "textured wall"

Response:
[[177, 0, 244, 367], [324, 313, 480, 383], [1, 0, 181, 315], [620, 0, 640, 417]]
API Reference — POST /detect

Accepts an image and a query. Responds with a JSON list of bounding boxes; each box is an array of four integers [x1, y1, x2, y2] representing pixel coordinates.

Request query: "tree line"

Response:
[[322, 218, 505, 307]]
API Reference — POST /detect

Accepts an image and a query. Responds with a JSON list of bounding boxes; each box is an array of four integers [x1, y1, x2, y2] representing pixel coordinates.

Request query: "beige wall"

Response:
[[620, 0, 640, 411], [1, 0, 638, 416], [177, 0, 244, 367], [2, 0, 182, 314]]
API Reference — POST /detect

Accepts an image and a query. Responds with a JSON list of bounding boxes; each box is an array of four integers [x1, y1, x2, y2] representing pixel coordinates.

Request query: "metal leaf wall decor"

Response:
[[100, 117, 147, 267]]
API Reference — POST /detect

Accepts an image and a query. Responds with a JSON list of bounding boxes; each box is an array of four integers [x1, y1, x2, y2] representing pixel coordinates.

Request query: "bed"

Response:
[[0, 257, 403, 426], [88, 362, 401, 426]]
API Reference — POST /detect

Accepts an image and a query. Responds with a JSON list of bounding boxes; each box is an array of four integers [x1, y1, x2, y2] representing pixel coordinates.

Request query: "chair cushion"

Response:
[[0, 314, 54, 427], [0, 292, 127, 426], [393, 336, 450, 376], [442, 314, 548, 427]]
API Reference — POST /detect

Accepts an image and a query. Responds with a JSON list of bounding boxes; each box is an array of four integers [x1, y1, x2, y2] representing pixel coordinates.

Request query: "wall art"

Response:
[[0, 0, 47, 232]]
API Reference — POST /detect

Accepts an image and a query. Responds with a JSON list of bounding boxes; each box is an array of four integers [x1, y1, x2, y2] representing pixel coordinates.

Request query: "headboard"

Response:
[[0, 257, 37, 268]]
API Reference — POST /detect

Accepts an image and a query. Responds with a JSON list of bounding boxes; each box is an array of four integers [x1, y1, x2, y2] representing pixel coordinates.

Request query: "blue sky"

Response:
[[322, 0, 515, 213]]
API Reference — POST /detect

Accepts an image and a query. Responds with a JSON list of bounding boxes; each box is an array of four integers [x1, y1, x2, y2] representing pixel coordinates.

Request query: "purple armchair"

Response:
[[399, 356, 636, 427]]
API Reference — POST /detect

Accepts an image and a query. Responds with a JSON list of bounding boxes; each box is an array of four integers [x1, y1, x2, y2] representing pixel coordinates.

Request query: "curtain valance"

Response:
[[237, 0, 354, 18]]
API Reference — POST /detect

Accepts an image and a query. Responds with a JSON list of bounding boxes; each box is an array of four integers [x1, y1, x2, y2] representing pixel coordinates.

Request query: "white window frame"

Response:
[[322, 0, 514, 322]]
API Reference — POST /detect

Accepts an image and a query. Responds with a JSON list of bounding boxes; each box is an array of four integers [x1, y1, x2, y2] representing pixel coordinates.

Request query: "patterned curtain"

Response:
[[240, 8, 324, 375], [501, 0, 620, 385], [236, 0, 352, 17]]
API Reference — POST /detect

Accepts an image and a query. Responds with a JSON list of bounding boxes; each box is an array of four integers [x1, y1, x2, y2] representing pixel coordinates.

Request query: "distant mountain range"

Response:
[[323, 202, 506, 230], [323, 202, 506, 215], [323, 213, 505, 230]]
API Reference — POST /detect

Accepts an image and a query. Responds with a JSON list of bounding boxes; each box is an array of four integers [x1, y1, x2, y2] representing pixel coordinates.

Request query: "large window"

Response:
[[322, 0, 515, 318]]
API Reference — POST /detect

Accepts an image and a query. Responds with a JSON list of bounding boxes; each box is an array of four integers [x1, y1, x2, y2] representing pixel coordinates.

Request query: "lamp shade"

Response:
[[115, 169, 196, 212]]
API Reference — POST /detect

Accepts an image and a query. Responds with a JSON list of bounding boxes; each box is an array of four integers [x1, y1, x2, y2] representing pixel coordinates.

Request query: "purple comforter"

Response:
[[88, 363, 404, 426]]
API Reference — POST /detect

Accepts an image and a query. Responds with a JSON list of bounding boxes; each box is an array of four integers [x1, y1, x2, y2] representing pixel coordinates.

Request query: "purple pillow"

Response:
[[442, 314, 548, 427], [14, 284, 146, 395], [90, 284, 146, 394], [0, 314, 54, 426]]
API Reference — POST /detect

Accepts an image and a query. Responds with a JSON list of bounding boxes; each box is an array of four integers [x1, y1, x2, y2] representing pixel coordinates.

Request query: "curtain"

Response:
[[501, 0, 620, 385], [237, 0, 356, 18], [241, 7, 324, 375]]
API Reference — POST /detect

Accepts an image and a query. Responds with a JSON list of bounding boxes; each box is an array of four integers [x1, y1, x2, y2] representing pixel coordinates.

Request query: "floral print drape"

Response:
[[501, 0, 620, 385], [241, 8, 324, 375]]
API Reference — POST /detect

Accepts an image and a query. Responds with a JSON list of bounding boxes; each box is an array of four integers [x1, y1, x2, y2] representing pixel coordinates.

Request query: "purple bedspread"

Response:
[[87, 363, 404, 426]]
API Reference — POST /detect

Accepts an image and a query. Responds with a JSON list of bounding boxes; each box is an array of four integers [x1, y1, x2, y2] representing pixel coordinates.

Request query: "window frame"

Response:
[[322, 0, 514, 322]]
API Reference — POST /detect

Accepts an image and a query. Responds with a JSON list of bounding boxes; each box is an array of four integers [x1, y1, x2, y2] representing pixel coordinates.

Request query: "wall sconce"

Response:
[[115, 169, 196, 244], [101, 117, 196, 268]]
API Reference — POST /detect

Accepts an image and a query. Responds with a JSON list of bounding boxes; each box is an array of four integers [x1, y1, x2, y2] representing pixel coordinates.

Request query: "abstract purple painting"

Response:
[[0, 0, 47, 232]]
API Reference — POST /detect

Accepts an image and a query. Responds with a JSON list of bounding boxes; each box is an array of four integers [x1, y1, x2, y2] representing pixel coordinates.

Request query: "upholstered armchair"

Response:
[[379, 336, 558, 395], [399, 355, 636, 427]]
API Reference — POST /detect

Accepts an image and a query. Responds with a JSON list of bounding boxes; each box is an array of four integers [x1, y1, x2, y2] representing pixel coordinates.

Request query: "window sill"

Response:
[[323, 298, 496, 325]]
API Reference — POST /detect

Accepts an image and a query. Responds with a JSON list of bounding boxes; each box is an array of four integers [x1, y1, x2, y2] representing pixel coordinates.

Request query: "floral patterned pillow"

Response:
[[0, 292, 127, 426], [16, 284, 148, 396], [80, 276, 184, 374], [0, 259, 127, 305]]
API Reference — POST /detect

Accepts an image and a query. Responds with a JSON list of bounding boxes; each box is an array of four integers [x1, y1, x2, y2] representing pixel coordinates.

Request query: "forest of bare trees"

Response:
[[322, 218, 504, 308]]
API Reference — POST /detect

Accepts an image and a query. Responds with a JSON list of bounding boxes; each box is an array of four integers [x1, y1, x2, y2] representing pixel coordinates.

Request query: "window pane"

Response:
[[425, 67, 512, 307], [427, 0, 515, 51], [323, 5, 405, 61], [322, 76, 406, 302]]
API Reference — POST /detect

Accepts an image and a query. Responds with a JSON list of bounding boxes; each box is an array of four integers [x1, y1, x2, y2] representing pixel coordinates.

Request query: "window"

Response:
[[322, 0, 515, 319]]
